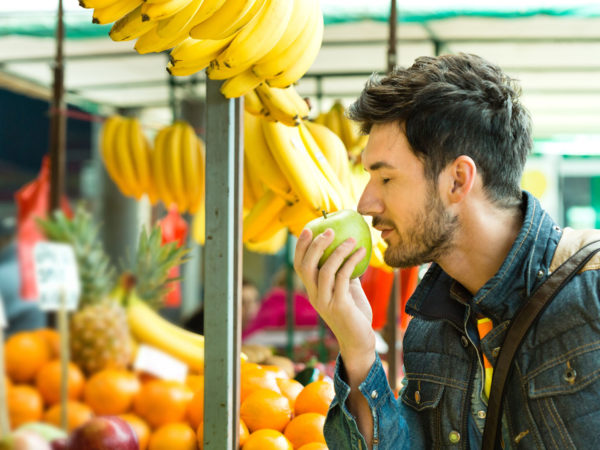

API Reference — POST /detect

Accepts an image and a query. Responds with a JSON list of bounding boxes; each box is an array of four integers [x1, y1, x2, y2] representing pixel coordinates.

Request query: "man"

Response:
[[294, 53, 600, 449]]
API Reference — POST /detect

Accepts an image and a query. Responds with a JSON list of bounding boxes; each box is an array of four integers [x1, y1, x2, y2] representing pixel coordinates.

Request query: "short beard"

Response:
[[383, 185, 458, 268]]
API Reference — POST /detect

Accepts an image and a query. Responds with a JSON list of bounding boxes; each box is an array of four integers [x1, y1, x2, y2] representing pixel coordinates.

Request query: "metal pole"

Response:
[[387, 0, 398, 73], [49, 0, 66, 212], [203, 79, 243, 450], [285, 233, 295, 359]]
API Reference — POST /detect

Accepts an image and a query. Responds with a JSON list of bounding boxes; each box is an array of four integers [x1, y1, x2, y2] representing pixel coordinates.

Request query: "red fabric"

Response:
[[158, 206, 188, 307], [242, 287, 319, 340], [361, 265, 420, 331], [361, 265, 395, 330], [14, 156, 71, 300]]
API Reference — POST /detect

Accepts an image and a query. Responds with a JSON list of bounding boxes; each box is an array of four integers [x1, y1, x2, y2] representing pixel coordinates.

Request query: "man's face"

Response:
[[357, 123, 458, 268]]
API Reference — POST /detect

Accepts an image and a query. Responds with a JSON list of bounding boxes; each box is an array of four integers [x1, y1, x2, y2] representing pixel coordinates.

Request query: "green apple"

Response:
[[304, 209, 372, 278]]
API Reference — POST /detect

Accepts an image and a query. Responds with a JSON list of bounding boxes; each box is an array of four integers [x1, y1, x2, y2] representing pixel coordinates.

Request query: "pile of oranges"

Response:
[[4, 329, 334, 450]]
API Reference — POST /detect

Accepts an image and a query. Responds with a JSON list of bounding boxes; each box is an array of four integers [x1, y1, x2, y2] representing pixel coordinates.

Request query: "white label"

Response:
[[33, 242, 80, 311], [134, 344, 188, 382], [0, 295, 6, 328]]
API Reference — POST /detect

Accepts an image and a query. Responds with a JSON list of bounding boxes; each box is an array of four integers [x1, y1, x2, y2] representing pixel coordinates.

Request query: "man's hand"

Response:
[[294, 227, 376, 366]]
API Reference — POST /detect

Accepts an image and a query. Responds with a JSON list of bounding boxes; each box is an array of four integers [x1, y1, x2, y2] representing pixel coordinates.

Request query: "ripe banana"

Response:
[[169, 35, 236, 67], [245, 227, 288, 254], [191, 200, 205, 245], [244, 151, 266, 206], [266, 9, 324, 88], [134, 23, 187, 54], [92, 0, 142, 24], [243, 153, 258, 211], [164, 122, 187, 212], [242, 189, 287, 243], [152, 127, 177, 208], [185, 0, 228, 28], [283, 86, 310, 119], [79, 0, 119, 9], [279, 199, 320, 236], [188, 138, 206, 213], [251, 0, 313, 78], [126, 295, 205, 372], [248, 214, 287, 244], [243, 89, 264, 116], [220, 69, 264, 99], [141, 0, 193, 22], [109, 5, 155, 41], [254, 83, 301, 127], [156, 0, 205, 38], [211, 0, 293, 75], [304, 120, 351, 187], [189, 0, 265, 40], [180, 122, 202, 213], [128, 118, 153, 200], [243, 111, 294, 201], [261, 119, 328, 213], [101, 116, 132, 196]]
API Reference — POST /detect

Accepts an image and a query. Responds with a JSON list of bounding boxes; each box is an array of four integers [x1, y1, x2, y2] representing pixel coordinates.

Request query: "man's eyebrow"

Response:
[[368, 161, 395, 171]]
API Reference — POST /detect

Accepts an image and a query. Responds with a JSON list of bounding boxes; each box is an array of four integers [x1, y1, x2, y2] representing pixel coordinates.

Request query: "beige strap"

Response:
[[550, 227, 600, 274]]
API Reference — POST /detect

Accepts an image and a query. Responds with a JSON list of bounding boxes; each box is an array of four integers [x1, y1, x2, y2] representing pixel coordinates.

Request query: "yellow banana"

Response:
[[325, 105, 343, 139], [261, 120, 328, 213], [245, 227, 288, 254], [283, 85, 310, 119], [126, 296, 205, 372], [167, 61, 209, 76], [279, 199, 320, 236], [92, 0, 142, 24], [243, 153, 258, 211], [100, 116, 130, 196], [254, 83, 300, 127], [299, 122, 354, 210], [128, 118, 152, 198], [254, 0, 319, 81], [304, 120, 351, 186], [164, 123, 187, 212], [156, 0, 204, 38], [244, 89, 263, 116], [191, 200, 205, 245], [245, 152, 266, 205], [242, 189, 287, 242], [313, 112, 327, 125], [180, 122, 201, 213], [266, 9, 324, 88], [141, 0, 193, 22], [244, 111, 294, 200], [248, 215, 287, 244], [186, 0, 227, 28], [189, 138, 206, 213], [211, 0, 293, 75], [109, 5, 154, 41], [114, 119, 142, 198], [190, 0, 264, 40], [79, 0, 119, 10], [152, 127, 177, 208], [220, 68, 264, 99], [251, 0, 314, 78], [170, 36, 235, 65], [134, 23, 187, 54]]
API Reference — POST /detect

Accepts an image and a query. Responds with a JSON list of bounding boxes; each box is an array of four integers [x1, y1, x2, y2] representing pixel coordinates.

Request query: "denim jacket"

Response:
[[325, 192, 600, 449]]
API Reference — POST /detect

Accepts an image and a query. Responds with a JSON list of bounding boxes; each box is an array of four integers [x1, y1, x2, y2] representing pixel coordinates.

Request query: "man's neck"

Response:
[[437, 202, 524, 296]]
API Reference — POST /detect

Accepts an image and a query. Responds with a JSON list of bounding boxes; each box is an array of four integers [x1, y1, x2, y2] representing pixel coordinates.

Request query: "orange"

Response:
[[84, 369, 140, 415], [241, 389, 292, 433], [240, 366, 281, 403], [186, 377, 204, 429], [242, 429, 292, 450], [239, 419, 249, 447], [8, 384, 43, 428], [4, 331, 51, 383], [148, 422, 196, 450], [119, 413, 151, 450], [43, 400, 94, 432], [298, 444, 328, 450], [185, 374, 204, 393], [284, 413, 326, 448], [133, 379, 193, 428], [294, 381, 334, 416], [276, 378, 304, 409], [196, 422, 203, 449], [36, 359, 85, 405], [35, 328, 61, 358]]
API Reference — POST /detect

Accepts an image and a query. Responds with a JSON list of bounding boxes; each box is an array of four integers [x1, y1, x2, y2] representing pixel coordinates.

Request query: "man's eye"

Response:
[[382, 178, 390, 184]]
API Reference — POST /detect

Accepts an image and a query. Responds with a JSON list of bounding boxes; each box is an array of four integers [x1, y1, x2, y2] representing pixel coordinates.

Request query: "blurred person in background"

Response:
[[294, 53, 600, 449], [0, 216, 46, 336]]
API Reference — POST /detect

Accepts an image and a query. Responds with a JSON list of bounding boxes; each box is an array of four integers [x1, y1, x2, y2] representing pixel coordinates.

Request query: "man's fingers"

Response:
[[333, 246, 367, 300], [293, 228, 313, 272], [317, 237, 359, 303]]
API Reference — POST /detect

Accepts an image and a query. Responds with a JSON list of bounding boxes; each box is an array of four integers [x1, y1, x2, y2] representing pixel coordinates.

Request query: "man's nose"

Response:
[[357, 181, 382, 217]]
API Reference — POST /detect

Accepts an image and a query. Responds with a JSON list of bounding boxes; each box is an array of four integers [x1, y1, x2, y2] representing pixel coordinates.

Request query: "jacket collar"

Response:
[[406, 191, 559, 325]]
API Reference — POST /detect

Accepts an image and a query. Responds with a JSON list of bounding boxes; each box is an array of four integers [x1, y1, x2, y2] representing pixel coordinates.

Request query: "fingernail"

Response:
[[299, 228, 310, 240], [346, 237, 356, 246], [324, 228, 334, 237]]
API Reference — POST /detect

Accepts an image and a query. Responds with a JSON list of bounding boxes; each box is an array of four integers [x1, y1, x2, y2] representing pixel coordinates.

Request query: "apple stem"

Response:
[[321, 210, 328, 219]]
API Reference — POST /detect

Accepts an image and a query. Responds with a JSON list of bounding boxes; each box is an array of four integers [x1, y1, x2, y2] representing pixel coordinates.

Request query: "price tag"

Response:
[[33, 242, 80, 311], [0, 295, 6, 329], [134, 344, 188, 382]]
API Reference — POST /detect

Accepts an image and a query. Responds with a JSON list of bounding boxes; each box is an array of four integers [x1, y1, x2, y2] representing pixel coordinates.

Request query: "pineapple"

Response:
[[38, 207, 189, 375], [37, 207, 131, 375]]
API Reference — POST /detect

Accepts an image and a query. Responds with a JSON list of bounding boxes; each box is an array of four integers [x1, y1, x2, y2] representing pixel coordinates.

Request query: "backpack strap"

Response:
[[550, 227, 600, 274]]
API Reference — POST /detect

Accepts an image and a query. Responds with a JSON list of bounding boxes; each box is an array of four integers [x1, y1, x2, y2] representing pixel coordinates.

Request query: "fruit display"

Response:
[[80, 0, 324, 98]]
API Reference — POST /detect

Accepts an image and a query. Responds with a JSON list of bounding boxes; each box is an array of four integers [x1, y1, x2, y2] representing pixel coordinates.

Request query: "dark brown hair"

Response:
[[348, 53, 532, 207]]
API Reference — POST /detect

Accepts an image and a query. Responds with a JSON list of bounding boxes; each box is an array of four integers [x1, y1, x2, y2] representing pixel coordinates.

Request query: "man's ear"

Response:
[[442, 155, 477, 204]]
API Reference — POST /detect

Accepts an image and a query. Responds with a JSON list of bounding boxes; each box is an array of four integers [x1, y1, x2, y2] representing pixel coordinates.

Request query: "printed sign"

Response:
[[34, 242, 80, 311]]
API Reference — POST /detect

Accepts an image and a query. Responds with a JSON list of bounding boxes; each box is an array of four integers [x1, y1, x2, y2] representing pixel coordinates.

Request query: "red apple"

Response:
[[50, 438, 68, 450], [67, 416, 138, 450]]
